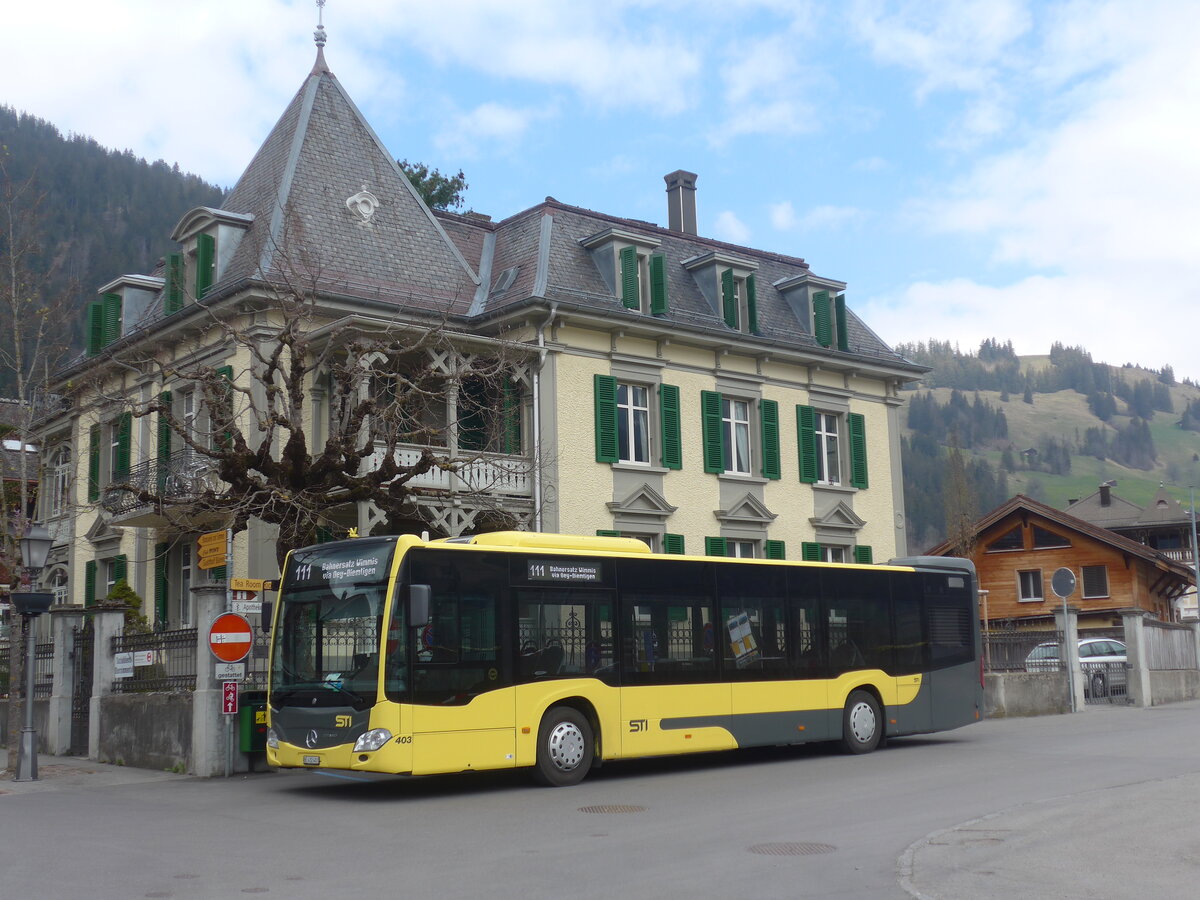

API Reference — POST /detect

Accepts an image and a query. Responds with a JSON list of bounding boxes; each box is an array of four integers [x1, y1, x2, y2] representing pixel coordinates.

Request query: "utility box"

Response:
[[239, 692, 268, 753]]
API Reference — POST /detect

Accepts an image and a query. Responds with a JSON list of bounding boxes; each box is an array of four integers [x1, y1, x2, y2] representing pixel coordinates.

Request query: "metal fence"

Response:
[[34, 641, 54, 699], [1145, 621, 1198, 670], [982, 626, 1062, 673], [0, 644, 9, 696], [111, 628, 197, 693]]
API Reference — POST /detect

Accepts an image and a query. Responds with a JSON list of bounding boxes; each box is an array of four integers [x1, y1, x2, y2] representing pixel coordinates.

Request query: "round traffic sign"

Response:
[[208, 612, 253, 663]]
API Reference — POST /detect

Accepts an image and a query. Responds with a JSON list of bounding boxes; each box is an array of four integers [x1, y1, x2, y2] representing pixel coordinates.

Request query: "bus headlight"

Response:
[[353, 729, 393, 752], [266, 728, 279, 749]]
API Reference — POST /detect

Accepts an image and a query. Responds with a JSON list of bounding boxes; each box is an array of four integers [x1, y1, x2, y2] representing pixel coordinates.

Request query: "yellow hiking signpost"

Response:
[[197, 530, 228, 570]]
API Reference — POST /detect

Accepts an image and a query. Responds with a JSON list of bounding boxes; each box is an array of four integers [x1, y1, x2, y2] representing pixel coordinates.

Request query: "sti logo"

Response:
[[335, 715, 352, 728]]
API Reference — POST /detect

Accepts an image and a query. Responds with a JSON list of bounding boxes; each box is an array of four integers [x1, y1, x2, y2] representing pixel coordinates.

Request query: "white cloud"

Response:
[[713, 211, 752, 245], [770, 202, 863, 232], [882, 3, 1200, 380], [711, 32, 825, 142], [434, 103, 550, 158]]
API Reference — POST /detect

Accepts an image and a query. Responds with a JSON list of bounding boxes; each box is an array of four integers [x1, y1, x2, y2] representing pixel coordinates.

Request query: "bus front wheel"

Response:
[[533, 706, 594, 787], [839, 690, 883, 754]]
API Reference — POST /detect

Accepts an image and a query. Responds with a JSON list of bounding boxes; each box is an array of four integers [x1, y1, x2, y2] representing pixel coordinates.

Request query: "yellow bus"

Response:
[[264, 532, 982, 786]]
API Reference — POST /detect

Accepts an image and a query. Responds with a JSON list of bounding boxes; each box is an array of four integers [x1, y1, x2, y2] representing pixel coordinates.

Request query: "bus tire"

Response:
[[839, 690, 882, 754], [533, 706, 594, 787]]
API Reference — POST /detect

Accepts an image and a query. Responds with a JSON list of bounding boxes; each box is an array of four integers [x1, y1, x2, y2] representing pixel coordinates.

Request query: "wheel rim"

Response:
[[547, 721, 586, 771], [848, 701, 877, 744]]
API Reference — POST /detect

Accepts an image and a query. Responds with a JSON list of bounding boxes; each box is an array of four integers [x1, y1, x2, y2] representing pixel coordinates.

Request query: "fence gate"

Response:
[[69, 623, 94, 755]]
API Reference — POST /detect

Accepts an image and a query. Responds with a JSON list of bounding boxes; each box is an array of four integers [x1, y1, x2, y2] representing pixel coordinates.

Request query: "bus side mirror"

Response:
[[409, 584, 431, 627], [260, 600, 273, 632]]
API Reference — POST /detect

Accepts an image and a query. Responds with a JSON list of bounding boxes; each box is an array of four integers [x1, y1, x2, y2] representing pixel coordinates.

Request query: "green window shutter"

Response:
[[154, 542, 170, 626], [115, 412, 132, 479], [765, 540, 786, 560], [111, 554, 128, 588], [649, 253, 668, 315], [593, 374, 619, 463], [721, 268, 738, 329], [659, 383, 682, 470], [156, 391, 172, 492], [86, 302, 104, 356], [848, 412, 869, 488], [705, 536, 727, 557], [834, 293, 849, 351], [801, 542, 821, 562], [796, 404, 817, 484], [619, 245, 639, 309], [596, 530, 620, 538], [812, 290, 832, 347], [165, 252, 184, 314], [102, 292, 122, 346], [210, 566, 227, 583], [701, 390, 724, 473], [316, 526, 334, 543], [195, 233, 215, 298], [84, 560, 97, 608], [502, 380, 522, 454], [746, 273, 759, 334], [760, 399, 780, 479], [88, 424, 101, 502], [854, 545, 873, 564], [663, 533, 685, 555]]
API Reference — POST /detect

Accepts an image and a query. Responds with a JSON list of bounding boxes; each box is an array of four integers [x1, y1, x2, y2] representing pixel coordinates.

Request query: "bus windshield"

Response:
[[270, 540, 396, 710]]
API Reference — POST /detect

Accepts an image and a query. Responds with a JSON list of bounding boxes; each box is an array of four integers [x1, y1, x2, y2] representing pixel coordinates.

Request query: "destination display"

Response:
[[526, 559, 602, 583]]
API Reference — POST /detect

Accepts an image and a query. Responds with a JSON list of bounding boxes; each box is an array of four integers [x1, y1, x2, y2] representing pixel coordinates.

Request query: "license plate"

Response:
[[303, 756, 320, 766]]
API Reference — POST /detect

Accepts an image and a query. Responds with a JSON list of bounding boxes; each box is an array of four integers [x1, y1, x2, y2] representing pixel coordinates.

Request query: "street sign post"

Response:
[[222, 680, 239, 715], [1051, 567, 1078, 711], [208, 612, 253, 663], [197, 529, 228, 571]]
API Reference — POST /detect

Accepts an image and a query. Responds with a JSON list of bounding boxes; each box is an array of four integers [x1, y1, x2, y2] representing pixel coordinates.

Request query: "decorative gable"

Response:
[[809, 499, 865, 535], [607, 482, 678, 523], [715, 492, 777, 527]]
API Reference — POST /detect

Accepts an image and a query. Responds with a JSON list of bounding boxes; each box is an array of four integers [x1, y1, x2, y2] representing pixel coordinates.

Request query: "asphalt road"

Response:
[[3, 701, 1200, 899]]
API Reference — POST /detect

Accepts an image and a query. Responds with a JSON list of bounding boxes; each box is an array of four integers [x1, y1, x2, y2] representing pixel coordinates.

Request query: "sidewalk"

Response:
[[0, 747, 189, 796]]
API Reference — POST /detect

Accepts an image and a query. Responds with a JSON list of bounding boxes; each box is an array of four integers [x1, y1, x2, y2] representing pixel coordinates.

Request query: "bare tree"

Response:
[[0, 157, 77, 766], [942, 434, 978, 561], [88, 227, 537, 569]]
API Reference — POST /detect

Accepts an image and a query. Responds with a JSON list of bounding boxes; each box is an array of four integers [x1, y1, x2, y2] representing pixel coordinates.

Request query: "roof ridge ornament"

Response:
[[312, 0, 330, 74]]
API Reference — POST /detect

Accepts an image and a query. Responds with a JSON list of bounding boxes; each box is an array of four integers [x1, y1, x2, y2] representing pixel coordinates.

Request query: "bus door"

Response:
[[408, 550, 516, 774], [617, 558, 733, 758]]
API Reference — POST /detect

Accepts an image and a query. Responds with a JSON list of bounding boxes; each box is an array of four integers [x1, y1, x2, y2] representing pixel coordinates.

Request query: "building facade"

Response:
[[33, 38, 924, 627]]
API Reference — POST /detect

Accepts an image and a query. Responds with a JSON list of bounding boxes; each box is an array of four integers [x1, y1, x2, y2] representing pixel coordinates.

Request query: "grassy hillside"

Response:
[[904, 367, 1200, 514]]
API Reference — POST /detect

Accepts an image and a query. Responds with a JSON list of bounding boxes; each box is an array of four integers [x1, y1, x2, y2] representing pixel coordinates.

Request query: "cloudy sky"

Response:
[[6, 1, 1198, 380]]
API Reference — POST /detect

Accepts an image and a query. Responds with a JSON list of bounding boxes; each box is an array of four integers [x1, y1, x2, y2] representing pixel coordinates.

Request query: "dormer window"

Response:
[[168, 207, 254, 310], [812, 289, 849, 351], [581, 228, 668, 316], [194, 232, 216, 299], [720, 268, 758, 334]]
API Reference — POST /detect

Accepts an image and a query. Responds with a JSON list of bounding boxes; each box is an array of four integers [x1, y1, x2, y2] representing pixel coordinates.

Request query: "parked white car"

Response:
[[1024, 638, 1127, 697]]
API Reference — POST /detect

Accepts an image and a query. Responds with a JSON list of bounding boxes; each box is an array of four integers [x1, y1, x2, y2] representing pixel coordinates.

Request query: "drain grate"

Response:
[[747, 841, 837, 857], [578, 804, 647, 814]]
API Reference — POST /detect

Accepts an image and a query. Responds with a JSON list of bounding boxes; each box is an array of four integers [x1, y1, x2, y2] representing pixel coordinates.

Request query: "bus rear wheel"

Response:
[[533, 706, 594, 787], [839, 690, 883, 754]]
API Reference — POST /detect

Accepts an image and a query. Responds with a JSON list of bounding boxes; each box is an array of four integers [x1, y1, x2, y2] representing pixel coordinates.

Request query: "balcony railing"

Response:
[[100, 450, 221, 516], [1160, 548, 1196, 565], [364, 444, 532, 496], [99, 443, 531, 518]]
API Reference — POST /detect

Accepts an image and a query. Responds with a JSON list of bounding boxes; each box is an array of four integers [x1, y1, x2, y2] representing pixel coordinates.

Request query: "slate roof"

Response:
[[87, 45, 923, 381], [1065, 485, 1192, 530]]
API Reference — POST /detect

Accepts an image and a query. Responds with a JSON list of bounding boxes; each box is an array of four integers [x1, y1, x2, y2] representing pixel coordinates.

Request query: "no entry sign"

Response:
[[208, 613, 253, 663]]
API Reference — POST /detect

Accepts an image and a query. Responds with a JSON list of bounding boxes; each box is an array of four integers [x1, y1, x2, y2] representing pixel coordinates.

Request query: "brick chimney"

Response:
[[1100, 483, 1112, 506], [664, 170, 698, 234]]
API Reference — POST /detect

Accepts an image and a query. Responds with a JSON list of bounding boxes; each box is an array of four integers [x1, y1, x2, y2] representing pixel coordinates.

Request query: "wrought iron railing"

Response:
[[111, 628, 198, 693], [100, 450, 221, 516]]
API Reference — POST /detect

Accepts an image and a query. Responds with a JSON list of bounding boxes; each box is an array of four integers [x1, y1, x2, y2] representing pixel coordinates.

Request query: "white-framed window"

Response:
[[821, 546, 846, 563], [46, 444, 71, 519], [728, 540, 757, 558], [617, 383, 651, 464], [815, 412, 840, 485], [722, 397, 751, 475], [180, 540, 194, 625], [108, 420, 123, 481], [50, 568, 69, 606], [719, 268, 758, 334], [1018, 569, 1043, 601]]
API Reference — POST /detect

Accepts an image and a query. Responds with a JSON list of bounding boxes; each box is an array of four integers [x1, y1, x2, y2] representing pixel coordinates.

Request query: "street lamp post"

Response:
[[11, 523, 55, 783]]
